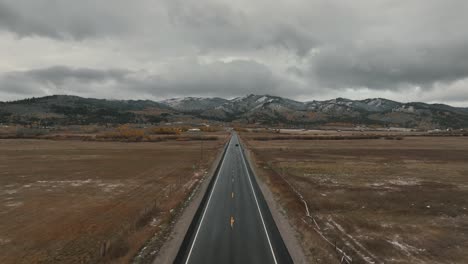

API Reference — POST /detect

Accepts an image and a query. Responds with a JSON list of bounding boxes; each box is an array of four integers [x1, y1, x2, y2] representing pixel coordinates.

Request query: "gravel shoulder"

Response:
[[151, 136, 230, 264], [240, 136, 309, 264]]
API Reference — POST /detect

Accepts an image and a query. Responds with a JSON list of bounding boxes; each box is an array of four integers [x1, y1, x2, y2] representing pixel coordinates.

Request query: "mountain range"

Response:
[[1, 94, 468, 129]]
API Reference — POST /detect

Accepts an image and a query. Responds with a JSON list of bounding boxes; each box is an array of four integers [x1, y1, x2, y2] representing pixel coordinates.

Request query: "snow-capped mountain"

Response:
[[159, 94, 468, 128], [160, 97, 229, 112], [160, 94, 307, 121], [2, 94, 466, 129]]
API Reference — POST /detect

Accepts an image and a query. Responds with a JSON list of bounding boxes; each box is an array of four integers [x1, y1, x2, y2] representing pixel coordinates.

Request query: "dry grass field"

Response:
[[0, 137, 226, 264], [242, 132, 468, 263]]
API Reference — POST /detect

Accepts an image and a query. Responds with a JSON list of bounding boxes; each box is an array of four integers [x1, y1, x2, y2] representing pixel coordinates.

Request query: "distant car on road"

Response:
[[235, 144, 239, 147]]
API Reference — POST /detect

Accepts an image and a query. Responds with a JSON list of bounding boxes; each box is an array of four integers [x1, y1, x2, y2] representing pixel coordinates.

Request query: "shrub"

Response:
[[15, 127, 49, 138], [80, 125, 101, 134], [384, 136, 404, 140], [97, 125, 145, 141], [234, 127, 248, 132], [187, 135, 218, 141], [200, 126, 220, 132], [135, 205, 160, 229], [118, 125, 145, 140], [106, 237, 129, 259], [149, 127, 181, 135]]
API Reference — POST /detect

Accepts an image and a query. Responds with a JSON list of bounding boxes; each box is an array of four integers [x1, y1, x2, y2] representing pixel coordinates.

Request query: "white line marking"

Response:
[[237, 136, 279, 264], [185, 137, 232, 264]]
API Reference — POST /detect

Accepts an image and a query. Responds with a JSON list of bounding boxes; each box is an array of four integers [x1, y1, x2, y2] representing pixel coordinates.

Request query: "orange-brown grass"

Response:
[[242, 134, 468, 263], [0, 125, 224, 143], [199, 126, 221, 132], [233, 127, 248, 132], [0, 137, 227, 264], [149, 127, 183, 135]]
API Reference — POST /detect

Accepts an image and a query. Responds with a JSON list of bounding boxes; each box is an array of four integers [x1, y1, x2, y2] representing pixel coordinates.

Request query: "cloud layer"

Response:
[[0, 0, 467, 105]]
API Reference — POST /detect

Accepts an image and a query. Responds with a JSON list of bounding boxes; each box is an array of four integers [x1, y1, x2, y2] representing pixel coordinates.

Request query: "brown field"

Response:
[[242, 132, 468, 263], [0, 137, 226, 264]]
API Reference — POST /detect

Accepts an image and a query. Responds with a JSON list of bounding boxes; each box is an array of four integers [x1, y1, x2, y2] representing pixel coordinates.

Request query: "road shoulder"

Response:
[[152, 138, 229, 264], [241, 138, 308, 264]]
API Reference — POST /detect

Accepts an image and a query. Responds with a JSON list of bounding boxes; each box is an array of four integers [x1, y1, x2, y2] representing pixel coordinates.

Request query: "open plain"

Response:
[[242, 132, 468, 263], [0, 137, 226, 264]]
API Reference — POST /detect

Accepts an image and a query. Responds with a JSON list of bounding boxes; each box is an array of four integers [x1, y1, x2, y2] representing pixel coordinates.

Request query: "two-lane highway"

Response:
[[175, 133, 293, 264]]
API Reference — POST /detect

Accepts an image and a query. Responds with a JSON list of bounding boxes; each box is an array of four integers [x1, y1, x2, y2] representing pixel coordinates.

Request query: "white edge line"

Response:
[[238, 135, 279, 264], [184, 136, 232, 264]]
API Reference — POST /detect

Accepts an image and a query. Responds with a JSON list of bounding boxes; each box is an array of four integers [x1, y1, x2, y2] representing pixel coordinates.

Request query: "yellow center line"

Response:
[[231, 192, 234, 198], [230, 216, 235, 229]]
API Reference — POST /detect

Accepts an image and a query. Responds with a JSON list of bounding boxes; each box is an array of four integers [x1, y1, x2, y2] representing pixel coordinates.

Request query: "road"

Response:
[[175, 133, 293, 264]]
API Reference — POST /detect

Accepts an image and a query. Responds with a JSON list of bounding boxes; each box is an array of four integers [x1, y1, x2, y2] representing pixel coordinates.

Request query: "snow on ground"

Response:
[[0, 237, 11, 245], [97, 183, 124, 192], [3, 189, 17, 195], [13, 179, 127, 193], [4, 201, 23, 207], [387, 236, 425, 256], [36, 179, 94, 187], [328, 217, 379, 264], [388, 179, 420, 186]]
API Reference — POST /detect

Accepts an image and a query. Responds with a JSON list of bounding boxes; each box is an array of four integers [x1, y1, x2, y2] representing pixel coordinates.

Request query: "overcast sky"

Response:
[[0, 0, 467, 106]]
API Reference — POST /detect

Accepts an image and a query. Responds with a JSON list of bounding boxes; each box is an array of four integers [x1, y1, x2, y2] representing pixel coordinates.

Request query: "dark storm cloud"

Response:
[[164, 0, 317, 55], [0, 66, 131, 95], [147, 60, 292, 97], [310, 42, 468, 89], [306, 0, 468, 92], [0, 0, 468, 104], [27, 66, 130, 85], [0, 60, 296, 99], [0, 0, 131, 39]]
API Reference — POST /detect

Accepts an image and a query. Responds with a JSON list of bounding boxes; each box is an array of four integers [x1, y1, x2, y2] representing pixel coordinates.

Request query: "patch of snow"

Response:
[[252, 103, 264, 110], [150, 217, 160, 227], [329, 217, 379, 263], [394, 105, 415, 113], [256, 96, 268, 103], [232, 95, 250, 102], [36, 179, 94, 188], [0, 237, 11, 245], [381, 223, 393, 228], [387, 237, 424, 256], [3, 189, 17, 195], [4, 201, 23, 207], [269, 103, 285, 110], [388, 179, 419, 186], [368, 182, 385, 187], [97, 183, 124, 192], [161, 97, 190, 107], [367, 99, 382, 107]]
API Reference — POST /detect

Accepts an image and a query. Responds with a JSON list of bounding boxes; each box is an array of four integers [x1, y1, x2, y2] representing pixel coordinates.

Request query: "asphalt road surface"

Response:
[[175, 133, 293, 264]]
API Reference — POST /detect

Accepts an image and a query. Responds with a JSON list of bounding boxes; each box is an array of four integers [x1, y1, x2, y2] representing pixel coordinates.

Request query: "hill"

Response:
[[159, 94, 468, 129], [0, 95, 172, 126], [1, 94, 467, 129]]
